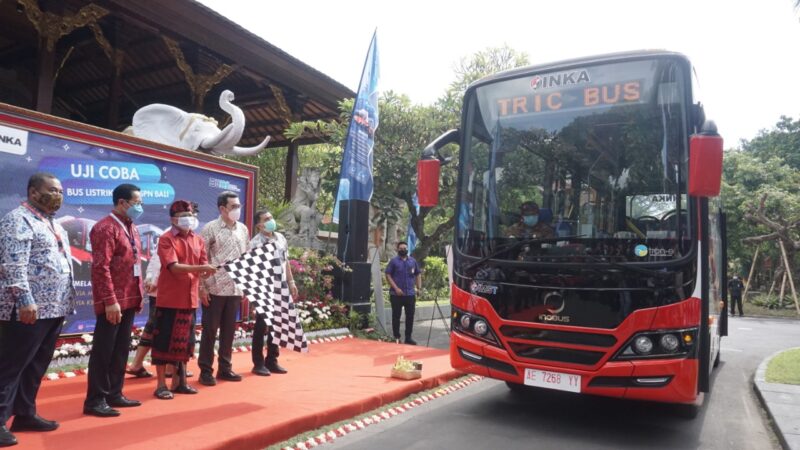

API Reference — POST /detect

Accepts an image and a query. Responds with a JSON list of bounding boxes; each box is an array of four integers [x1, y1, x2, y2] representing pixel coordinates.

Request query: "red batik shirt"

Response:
[[156, 227, 207, 310], [90, 211, 144, 315]]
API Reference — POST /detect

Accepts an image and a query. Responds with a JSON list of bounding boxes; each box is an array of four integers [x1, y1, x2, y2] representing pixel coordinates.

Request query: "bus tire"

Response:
[[505, 381, 530, 393], [675, 403, 700, 419]]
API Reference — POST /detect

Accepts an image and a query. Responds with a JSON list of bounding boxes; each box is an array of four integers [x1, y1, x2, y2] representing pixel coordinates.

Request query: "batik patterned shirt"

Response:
[[200, 217, 249, 296], [0, 204, 76, 320], [89, 212, 144, 314]]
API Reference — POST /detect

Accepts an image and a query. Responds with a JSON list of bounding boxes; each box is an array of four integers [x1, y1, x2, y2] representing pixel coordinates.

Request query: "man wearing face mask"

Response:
[[84, 184, 145, 418], [248, 210, 298, 376], [385, 241, 422, 345], [198, 191, 249, 386], [0, 173, 75, 446], [127, 203, 200, 379], [504, 201, 555, 240], [150, 201, 217, 399]]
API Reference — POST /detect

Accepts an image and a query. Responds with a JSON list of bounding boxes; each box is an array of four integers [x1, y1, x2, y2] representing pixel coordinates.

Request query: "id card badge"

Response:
[[60, 257, 71, 274], [133, 263, 141, 278]]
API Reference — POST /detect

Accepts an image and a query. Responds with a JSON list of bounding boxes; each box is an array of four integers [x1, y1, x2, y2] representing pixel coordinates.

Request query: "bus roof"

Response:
[[468, 49, 691, 92]]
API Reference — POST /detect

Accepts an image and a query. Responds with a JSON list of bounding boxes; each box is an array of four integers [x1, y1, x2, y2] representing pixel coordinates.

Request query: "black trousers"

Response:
[[731, 294, 744, 315], [199, 295, 241, 374], [252, 313, 280, 368], [85, 308, 136, 407], [390, 295, 416, 340], [0, 317, 63, 423]]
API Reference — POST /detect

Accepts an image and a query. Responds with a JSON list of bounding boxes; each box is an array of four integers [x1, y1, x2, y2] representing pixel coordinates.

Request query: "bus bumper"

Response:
[[451, 332, 699, 404]]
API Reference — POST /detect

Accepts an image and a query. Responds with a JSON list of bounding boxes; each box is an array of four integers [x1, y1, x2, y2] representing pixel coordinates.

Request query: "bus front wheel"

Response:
[[505, 381, 532, 393]]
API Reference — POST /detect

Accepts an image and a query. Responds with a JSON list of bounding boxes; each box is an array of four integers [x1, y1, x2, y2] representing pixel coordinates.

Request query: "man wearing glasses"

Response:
[[83, 184, 145, 417], [198, 191, 249, 386]]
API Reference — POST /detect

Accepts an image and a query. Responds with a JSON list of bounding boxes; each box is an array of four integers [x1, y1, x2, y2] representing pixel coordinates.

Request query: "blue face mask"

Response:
[[126, 203, 144, 221], [265, 219, 277, 232], [523, 215, 538, 226]]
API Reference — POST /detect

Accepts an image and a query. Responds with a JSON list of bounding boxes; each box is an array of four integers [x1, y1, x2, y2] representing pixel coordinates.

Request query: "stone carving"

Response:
[[129, 90, 270, 157], [281, 168, 323, 249]]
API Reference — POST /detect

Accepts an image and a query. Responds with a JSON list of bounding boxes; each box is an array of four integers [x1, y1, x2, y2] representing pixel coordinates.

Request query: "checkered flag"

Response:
[[222, 243, 308, 353]]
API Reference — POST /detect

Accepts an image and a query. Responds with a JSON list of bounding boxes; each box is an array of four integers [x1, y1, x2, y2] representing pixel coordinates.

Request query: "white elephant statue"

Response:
[[130, 90, 270, 156]]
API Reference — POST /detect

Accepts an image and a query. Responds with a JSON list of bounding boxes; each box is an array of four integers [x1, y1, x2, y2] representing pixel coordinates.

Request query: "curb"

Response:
[[280, 375, 483, 450], [753, 347, 800, 450]]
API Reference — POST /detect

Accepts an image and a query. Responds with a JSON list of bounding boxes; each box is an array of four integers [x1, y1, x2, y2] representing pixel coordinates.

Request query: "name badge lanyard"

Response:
[[109, 213, 141, 276], [22, 202, 68, 258]]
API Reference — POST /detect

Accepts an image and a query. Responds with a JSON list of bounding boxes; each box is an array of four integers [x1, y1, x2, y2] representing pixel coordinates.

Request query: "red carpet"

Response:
[[9, 338, 460, 450]]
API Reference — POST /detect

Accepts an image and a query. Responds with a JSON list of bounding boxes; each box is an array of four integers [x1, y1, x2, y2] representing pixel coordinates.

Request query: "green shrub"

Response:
[[422, 256, 449, 300]]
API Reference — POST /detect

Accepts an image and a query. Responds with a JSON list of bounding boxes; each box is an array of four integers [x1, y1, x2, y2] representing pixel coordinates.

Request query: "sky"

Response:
[[198, 0, 800, 147]]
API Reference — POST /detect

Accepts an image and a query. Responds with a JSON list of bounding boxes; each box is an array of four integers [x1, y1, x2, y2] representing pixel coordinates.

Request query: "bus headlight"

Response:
[[660, 334, 680, 353], [633, 336, 653, 355], [613, 328, 697, 361], [452, 307, 500, 347], [473, 319, 488, 336]]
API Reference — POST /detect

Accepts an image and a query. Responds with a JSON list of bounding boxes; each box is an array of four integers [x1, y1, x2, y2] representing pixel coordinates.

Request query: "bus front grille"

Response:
[[507, 342, 605, 366], [499, 326, 617, 347]]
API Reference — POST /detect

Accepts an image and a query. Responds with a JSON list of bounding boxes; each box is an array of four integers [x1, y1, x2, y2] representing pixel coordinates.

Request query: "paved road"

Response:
[[332, 315, 800, 450]]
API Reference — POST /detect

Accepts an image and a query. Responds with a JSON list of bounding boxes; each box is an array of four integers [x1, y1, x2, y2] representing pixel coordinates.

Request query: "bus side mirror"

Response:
[[418, 159, 441, 207], [688, 120, 723, 197], [418, 129, 459, 207]]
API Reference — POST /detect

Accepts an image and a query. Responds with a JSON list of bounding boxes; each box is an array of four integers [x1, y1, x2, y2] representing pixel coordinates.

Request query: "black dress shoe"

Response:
[[107, 396, 141, 408], [10, 414, 58, 432], [83, 403, 121, 418], [404, 339, 418, 346], [266, 362, 288, 374], [216, 370, 242, 382], [199, 372, 217, 386], [0, 425, 16, 447], [252, 366, 271, 376]]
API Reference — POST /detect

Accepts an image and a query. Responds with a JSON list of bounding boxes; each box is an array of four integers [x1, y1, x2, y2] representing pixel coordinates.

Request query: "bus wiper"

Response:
[[464, 235, 585, 272]]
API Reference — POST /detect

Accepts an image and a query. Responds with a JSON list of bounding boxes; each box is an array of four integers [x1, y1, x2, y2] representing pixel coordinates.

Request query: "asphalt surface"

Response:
[[331, 315, 800, 450]]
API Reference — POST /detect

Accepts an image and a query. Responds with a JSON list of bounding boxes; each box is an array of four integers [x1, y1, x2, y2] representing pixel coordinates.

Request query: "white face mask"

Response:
[[177, 216, 198, 231], [226, 208, 241, 222]]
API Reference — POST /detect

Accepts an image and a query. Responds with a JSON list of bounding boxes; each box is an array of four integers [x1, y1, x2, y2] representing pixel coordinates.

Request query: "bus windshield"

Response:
[[458, 57, 692, 263]]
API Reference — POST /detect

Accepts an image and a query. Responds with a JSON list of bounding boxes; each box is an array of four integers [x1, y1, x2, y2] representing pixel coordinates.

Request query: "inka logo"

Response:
[[530, 70, 591, 91], [0, 125, 28, 156], [0, 135, 21, 146]]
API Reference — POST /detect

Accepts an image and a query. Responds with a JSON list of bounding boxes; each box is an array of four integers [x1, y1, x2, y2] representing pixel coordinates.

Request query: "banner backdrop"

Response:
[[333, 31, 380, 223], [0, 113, 254, 334]]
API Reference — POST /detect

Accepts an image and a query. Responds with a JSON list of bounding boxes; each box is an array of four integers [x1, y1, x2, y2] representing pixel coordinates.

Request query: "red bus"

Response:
[[418, 50, 727, 415]]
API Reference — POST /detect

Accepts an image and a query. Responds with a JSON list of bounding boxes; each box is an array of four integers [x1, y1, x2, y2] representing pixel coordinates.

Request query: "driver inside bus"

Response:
[[503, 201, 555, 240]]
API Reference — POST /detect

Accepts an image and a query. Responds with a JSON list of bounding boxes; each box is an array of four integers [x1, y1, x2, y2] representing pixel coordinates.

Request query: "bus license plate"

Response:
[[523, 369, 581, 393]]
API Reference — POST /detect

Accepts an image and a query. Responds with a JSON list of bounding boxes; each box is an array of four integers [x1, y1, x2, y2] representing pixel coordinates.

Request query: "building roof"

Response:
[[0, 0, 354, 147]]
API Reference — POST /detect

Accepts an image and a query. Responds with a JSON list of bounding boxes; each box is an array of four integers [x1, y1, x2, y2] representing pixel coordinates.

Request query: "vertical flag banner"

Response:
[[407, 193, 419, 253], [333, 31, 380, 223]]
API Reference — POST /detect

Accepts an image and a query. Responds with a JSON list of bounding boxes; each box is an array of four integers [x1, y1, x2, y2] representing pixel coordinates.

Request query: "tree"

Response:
[[722, 116, 800, 289], [403, 45, 530, 262]]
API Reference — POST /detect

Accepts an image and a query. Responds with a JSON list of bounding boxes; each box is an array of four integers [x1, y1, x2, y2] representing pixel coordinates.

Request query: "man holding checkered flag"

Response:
[[221, 210, 307, 364]]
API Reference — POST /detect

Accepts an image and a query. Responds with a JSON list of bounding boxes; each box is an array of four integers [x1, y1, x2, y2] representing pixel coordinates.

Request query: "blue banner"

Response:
[[333, 31, 380, 223], [407, 193, 419, 253]]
